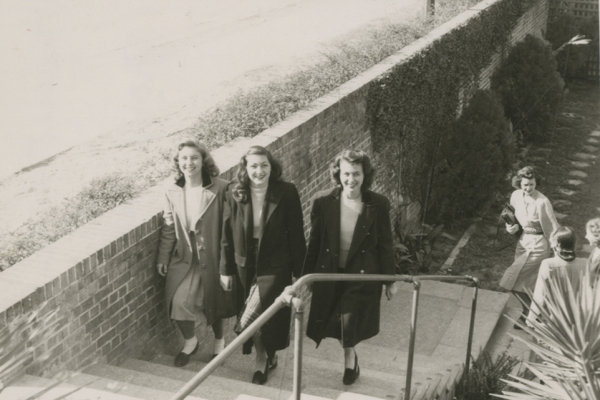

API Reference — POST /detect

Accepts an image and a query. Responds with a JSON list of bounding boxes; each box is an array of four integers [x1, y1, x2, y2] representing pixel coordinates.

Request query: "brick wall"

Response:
[[0, 0, 547, 383]]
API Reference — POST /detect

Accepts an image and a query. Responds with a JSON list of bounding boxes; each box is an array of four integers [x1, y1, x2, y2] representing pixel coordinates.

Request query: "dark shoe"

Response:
[[343, 354, 360, 385], [252, 360, 269, 385], [513, 315, 527, 330], [174, 342, 199, 367]]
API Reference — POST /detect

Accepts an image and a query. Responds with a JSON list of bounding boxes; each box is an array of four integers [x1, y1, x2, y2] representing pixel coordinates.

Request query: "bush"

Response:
[[546, 13, 593, 80], [491, 34, 564, 143], [431, 90, 516, 223]]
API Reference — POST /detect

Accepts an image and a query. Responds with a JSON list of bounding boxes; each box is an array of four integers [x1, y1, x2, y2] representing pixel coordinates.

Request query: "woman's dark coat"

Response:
[[303, 187, 395, 348], [157, 173, 237, 326], [220, 180, 307, 357]]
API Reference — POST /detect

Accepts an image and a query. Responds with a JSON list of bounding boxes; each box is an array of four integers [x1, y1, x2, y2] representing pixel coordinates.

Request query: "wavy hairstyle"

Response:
[[512, 166, 543, 190], [586, 217, 600, 247], [550, 226, 577, 261], [172, 139, 220, 186], [232, 146, 283, 202], [330, 149, 376, 192]]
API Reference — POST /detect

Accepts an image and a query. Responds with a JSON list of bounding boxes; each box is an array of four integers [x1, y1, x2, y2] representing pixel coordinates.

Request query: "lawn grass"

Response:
[[449, 81, 600, 290]]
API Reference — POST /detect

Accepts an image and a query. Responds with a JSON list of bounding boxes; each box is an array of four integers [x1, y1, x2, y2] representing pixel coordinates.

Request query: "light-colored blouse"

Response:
[[339, 195, 363, 268], [251, 185, 268, 239], [184, 185, 204, 231], [510, 189, 559, 239]]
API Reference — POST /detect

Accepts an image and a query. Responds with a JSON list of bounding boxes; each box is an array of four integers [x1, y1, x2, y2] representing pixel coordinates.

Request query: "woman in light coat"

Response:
[[500, 166, 559, 328], [302, 149, 397, 386], [220, 146, 306, 385], [156, 139, 237, 367]]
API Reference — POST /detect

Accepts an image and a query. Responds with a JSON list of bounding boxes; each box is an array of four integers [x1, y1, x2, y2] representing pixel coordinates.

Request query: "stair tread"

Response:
[[0, 373, 150, 400]]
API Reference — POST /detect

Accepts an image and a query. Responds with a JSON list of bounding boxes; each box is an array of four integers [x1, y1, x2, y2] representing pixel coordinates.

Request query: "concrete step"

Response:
[[145, 352, 400, 400], [0, 373, 152, 400], [84, 362, 331, 400]]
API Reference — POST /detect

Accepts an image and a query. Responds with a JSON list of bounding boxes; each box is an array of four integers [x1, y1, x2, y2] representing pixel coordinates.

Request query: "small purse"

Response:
[[501, 203, 522, 236]]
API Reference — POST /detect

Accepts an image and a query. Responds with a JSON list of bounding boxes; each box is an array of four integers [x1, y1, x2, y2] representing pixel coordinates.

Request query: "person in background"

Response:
[[156, 139, 237, 367], [528, 226, 587, 323], [220, 146, 306, 385], [499, 166, 559, 329], [585, 217, 600, 276], [302, 149, 397, 386]]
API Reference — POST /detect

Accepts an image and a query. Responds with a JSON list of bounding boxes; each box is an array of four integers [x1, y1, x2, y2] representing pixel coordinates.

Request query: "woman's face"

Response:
[[340, 159, 364, 198], [520, 177, 536, 195], [178, 146, 203, 180], [586, 230, 598, 247], [246, 154, 271, 187]]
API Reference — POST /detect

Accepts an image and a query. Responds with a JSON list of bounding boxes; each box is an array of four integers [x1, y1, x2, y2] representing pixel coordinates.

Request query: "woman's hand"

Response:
[[506, 223, 520, 235], [385, 282, 398, 300], [220, 275, 233, 291], [157, 263, 168, 277], [280, 285, 297, 306]]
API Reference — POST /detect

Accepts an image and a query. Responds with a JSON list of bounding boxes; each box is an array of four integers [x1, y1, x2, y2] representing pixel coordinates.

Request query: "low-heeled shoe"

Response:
[[174, 342, 199, 367], [343, 354, 360, 385], [252, 362, 269, 385]]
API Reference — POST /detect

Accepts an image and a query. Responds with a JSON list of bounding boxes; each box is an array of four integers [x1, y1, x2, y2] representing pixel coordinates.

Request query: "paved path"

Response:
[[0, 0, 421, 178]]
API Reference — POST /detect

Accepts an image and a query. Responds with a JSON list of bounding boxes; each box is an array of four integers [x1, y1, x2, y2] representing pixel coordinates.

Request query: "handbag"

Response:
[[500, 203, 522, 236]]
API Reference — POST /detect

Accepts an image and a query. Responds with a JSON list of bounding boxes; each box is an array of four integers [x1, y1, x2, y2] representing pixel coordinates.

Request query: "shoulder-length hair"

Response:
[[330, 149, 376, 192], [551, 226, 577, 261], [232, 146, 283, 202], [512, 166, 543, 189], [586, 217, 600, 247], [172, 139, 220, 186]]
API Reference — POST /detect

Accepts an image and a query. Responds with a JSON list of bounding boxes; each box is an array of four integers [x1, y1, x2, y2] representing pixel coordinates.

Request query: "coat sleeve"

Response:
[[376, 196, 396, 277], [286, 184, 307, 278], [157, 191, 176, 266], [220, 191, 237, 276], [302, 195, 322, 276], [539, 198, 559, 240]]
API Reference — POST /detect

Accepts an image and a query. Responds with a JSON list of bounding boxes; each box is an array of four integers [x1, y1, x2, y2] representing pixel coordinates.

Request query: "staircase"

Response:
[[2, 281, 509, 400]]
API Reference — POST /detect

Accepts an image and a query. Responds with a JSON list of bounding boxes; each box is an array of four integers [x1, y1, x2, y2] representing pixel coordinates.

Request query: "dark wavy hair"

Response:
[[551, 226, 576, 261], [330, 149, 376, 192], [232, 146, 283, 202], [512, 166, 543, 190], [172, 139, 220, 186]]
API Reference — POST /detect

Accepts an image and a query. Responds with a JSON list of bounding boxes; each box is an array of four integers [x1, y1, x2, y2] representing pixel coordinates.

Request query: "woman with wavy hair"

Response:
[[220, 146, 306, 385], [302, 149, 397, 386], [500, 166, 559, 328], [156, 138, 237, 367]]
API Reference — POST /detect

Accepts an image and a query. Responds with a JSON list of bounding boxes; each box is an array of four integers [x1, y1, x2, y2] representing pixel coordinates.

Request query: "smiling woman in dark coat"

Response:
[[302, 149, 397, 386], [220, 146, 306, 385]]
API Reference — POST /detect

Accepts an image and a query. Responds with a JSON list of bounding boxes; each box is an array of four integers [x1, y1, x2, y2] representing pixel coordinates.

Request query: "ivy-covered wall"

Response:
[[368, 0, 544, 221]]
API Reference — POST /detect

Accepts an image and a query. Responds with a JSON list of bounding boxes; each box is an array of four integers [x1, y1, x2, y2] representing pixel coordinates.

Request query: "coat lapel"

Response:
[[258, 181, 285, 250], [190, 177, 217, 230], [167, 184, 192, 249], [324, 188, 342, 267], [346, 192, 377, 265]]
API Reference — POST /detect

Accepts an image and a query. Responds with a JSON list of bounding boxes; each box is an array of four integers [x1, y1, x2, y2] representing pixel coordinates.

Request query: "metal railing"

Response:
[[169, 273, 479, 400]]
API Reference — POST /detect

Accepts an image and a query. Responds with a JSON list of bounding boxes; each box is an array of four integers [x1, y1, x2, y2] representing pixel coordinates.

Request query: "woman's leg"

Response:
[[512, 290, 531, 315], [212, 319, 225, 355], [175, 320, 198, 355], [253, 333, 268, 372], [338, 340, 356, 369]]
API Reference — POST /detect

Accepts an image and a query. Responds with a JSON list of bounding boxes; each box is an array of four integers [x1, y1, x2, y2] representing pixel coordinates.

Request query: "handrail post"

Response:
[[464, 277, 479, 377], [291, 297, 304, 400], [403, 278, 421, 400]]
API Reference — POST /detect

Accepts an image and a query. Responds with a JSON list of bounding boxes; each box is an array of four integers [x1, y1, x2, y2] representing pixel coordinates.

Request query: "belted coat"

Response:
[[157, 173, 237, 326], [302, 187, 395, 347], [220, 180, 306, 357]]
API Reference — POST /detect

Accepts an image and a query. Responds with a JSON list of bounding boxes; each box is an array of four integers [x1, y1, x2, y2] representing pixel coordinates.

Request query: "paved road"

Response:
[[0, 0, 421, 178]]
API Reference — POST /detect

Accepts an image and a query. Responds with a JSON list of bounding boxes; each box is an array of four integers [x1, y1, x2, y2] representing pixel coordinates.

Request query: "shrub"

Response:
[[454, 350, 523, 400], [491, 34, 564, 144], [431, 90, 516, 223], [546, 13, 592, 80], [393, 218, 447, 274]]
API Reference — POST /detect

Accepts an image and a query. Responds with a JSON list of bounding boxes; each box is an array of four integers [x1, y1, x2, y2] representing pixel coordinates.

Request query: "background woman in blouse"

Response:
[[302, 149, 397, 386], [499, 166, 559, 327], [220, 146, 306, 385], [527, 226, 587, 323], [156, 139, 237, 367], [585, 217, 600, 275]]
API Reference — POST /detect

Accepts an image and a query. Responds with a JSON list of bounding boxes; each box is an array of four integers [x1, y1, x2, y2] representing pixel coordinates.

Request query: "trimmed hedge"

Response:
[[368, 0, 537, 220]]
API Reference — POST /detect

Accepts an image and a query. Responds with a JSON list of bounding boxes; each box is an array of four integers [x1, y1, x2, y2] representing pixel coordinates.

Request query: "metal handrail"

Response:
[[168, 273, 479, 400]]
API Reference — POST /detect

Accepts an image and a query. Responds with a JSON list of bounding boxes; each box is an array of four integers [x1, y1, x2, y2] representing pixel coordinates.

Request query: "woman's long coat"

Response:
[[303, 187, 395, 348], [220, 180, 306, 357], [157, 173, 237, 326]]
